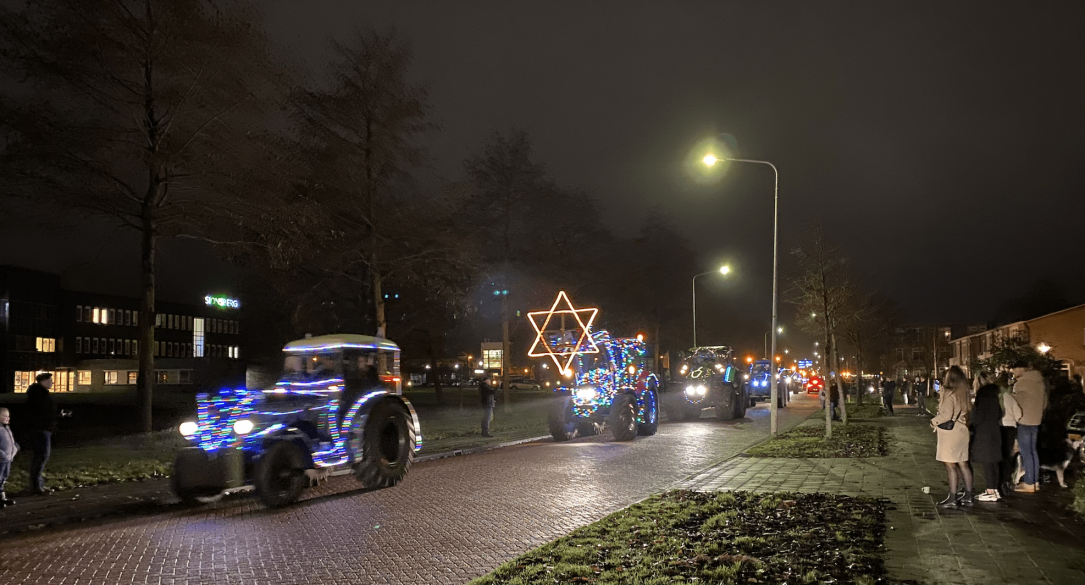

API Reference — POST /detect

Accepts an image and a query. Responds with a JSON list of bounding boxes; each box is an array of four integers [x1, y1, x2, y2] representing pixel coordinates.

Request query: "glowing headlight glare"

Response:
[[233, 419, 254, 435], [575, 387, 597, 401], [696, 385, 707, 396], [684, 385, 696, 395], [178, 421, 198, 437]]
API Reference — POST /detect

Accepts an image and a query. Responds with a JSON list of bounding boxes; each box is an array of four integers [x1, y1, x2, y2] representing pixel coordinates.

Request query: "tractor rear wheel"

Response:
[[548, 397, 575, 441], [637, 389, 659, 436], [354, 399, 416, 489], [610, 393, 637, 441]]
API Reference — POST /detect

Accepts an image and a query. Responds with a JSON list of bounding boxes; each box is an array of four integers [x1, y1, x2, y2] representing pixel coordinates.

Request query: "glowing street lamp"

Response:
[[692, 265, 731, 347], [702, 150, 782, 435]]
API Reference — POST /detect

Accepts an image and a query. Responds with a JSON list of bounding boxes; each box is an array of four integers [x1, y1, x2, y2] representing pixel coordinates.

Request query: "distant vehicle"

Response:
[[805, 375, 825, 394], [547, 330, 659, 442], [667, 346, 747, 421], [746, 360, 786, 408], [506, 377, 542, 391], [171, 334, 420, 508]]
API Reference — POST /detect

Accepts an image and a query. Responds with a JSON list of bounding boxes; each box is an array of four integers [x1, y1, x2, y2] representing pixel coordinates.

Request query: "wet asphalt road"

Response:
[[0, 395, 818, 585]]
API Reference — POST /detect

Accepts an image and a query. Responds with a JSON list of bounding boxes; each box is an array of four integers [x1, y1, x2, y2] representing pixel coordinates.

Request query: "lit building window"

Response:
[[77, 371, 92, 385], [483, 349, 503, 369], [36, 337, 56, 352], [132, 311, 138, 326], [193, 318, 205, 357], [93, 307, 101, 324], [104, 371, 120, 385], [127, 371, 138, 384]]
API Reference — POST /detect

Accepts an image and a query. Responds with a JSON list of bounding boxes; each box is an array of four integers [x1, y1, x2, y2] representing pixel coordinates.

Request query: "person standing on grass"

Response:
[[25, 372, 57, 495], [971, 373, 1004, 502], [881, 377, 896, 416], [1011, 360, 1047, 493], [0, 407, 18, 507], [997, 372, 1021, 495], [931, 366, 973, 506], [479, 377, 496, 438]]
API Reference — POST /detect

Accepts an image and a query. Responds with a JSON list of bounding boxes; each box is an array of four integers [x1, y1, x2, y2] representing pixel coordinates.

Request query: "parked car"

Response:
[[547, 330, 660, 442], [506, 377, 542, 390], [667, 346, 747, 421], [171, 334, 420, 508]]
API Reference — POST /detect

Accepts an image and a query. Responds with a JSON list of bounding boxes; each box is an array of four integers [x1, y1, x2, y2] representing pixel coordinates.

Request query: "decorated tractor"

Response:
[[171, 334, 421, 508], [668, 346, 747, 421], [746, 359, 787, 408], [546, 330, 660, 441]]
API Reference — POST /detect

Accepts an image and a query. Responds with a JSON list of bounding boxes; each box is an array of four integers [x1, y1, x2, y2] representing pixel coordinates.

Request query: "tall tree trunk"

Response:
[[856, 346, 864, 406], [501, 292, 511, 414], [136, 205, 156, 433], [832, 332, 847, 425], [372, 263, 386, 338]]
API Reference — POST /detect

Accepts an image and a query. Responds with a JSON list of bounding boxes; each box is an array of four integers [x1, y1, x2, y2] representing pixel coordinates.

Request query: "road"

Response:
[[0, 395, 817, 585]]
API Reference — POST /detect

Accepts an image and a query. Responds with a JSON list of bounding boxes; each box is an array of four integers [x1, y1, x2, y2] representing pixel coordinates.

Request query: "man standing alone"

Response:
[[25, 372, 57, 495], [479, 377, 496, 437], [1011, 360, 1047, 493], [881, 377, 897, 416]]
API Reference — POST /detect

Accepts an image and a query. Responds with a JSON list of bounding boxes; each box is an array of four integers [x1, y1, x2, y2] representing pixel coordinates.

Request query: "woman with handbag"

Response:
[[931, 366, 974, 506]]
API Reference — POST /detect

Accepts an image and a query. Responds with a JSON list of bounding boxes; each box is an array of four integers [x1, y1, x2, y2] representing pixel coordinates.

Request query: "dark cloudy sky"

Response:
[[4, 1, 1083, 343]]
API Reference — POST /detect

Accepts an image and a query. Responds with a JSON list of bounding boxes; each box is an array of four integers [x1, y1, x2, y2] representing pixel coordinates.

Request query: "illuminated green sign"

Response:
[[205, 295, 240, 309]]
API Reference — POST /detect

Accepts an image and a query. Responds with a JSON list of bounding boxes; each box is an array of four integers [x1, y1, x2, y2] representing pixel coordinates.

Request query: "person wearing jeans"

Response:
[[1010, 360, 1047, 493], [25, 372, 57, 495]]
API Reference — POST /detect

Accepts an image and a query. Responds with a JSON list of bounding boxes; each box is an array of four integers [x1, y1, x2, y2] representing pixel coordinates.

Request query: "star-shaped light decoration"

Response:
[[527, 290, 600, 376]]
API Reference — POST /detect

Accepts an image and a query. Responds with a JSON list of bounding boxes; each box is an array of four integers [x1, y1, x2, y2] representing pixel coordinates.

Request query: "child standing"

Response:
[[0, 407, 18, 507]]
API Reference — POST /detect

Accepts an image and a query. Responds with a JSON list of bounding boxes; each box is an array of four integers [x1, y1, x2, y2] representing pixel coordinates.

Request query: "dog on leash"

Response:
[[1014, 438, 1085, 488]]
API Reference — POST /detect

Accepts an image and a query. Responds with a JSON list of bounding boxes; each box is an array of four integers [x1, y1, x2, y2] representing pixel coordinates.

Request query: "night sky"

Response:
[[3, 1, 1083, 340]]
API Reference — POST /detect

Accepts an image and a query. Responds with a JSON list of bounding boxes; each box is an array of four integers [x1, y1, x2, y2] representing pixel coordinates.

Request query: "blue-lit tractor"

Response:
[[668, 346, 748, 421], [171, 334, 421, 508], [547, 331, 660, 442], [746, 359, 786, 408]]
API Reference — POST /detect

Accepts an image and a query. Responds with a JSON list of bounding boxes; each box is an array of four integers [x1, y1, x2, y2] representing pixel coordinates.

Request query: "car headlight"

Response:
[[575, 387, 598, 401], [179, 421, 198, 437], [233, 419, 254, 435]]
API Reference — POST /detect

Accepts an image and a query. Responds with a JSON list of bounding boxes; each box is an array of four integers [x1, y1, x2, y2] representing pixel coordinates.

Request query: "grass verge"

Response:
[[812, 402, 886, 420], [469, 490, 895, 585], [746, 424, 888, 458]]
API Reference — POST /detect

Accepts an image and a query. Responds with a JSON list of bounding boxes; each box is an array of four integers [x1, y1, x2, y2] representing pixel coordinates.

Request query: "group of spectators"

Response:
[[930, 361, 1050, 506]]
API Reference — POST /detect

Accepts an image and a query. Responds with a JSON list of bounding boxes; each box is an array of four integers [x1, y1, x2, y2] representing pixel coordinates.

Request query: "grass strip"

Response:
[[746, 423, 887, 458], [469, 490, 897, 585]]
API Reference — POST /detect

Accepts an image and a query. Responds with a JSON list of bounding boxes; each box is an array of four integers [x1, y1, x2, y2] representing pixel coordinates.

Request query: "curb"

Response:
[[416, 434, 552, 463]]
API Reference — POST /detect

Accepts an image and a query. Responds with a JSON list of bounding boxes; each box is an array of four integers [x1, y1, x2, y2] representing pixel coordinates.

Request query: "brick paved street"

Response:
[[677, 406, 1085, 585], [0, 397, 817, 585]]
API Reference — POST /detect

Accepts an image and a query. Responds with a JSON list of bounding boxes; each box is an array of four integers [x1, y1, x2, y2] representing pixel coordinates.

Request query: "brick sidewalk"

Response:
[[676, 406, 1085, 585]]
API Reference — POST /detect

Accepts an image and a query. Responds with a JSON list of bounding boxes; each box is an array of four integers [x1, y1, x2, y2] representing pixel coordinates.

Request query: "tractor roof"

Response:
[[283, 334, 400, 353]]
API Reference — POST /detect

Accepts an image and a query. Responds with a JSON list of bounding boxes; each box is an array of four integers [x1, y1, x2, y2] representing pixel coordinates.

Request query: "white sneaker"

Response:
[[976, 491, 999, 502]]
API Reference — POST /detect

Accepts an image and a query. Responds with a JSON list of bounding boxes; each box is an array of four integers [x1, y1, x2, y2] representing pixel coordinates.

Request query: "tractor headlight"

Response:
[[696, 385, 707, 396], [179, 421, 198, 437], [575, 387, 598, 401], [743, 374, 749, 380], [233, 419, 254, 435]]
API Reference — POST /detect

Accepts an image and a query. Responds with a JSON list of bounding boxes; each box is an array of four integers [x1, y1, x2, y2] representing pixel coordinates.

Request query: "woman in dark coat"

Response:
[[971, 373, 1004, 502]]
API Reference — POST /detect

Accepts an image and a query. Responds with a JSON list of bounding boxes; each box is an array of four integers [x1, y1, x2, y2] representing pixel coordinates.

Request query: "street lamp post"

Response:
[[703, 153, 780, 435], [764, 326, 783, 360], [692, 265, 730, 348]]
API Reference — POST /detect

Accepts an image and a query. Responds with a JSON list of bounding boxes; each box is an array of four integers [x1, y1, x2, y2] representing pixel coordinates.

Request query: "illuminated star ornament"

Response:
[[528, 291, 600, 375]]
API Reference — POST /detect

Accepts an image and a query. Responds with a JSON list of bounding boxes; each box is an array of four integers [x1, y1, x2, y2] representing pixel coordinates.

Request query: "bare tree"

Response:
[[1, 0, 286, 431], [789, 227, 854, 436]]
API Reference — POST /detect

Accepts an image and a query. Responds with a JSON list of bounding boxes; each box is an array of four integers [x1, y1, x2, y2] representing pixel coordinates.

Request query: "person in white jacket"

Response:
[[997, 374, 1022, 495]]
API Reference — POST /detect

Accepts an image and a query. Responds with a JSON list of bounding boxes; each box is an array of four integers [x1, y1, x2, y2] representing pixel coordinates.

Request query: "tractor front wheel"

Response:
[[715, 384, 736, 421], [254, 441, 309, 508], [610, 393, 637, 441], [548, 397, 575, 442]]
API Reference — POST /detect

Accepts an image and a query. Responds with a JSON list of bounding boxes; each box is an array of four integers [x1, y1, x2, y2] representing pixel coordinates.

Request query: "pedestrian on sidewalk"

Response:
[[915, 375, 929, 416], [971, 373, 1004, 502], [997, 372, 1021, 495], [902, 378, 913, 405], [881, 378, 896, 416], [1011, 360, 1047, 493], [25, 372, 57, 495], [479, 377, 496, 437], [0, 407, 18, 507], [931, 366, 973, 506], [828, 383, 841, 421]]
